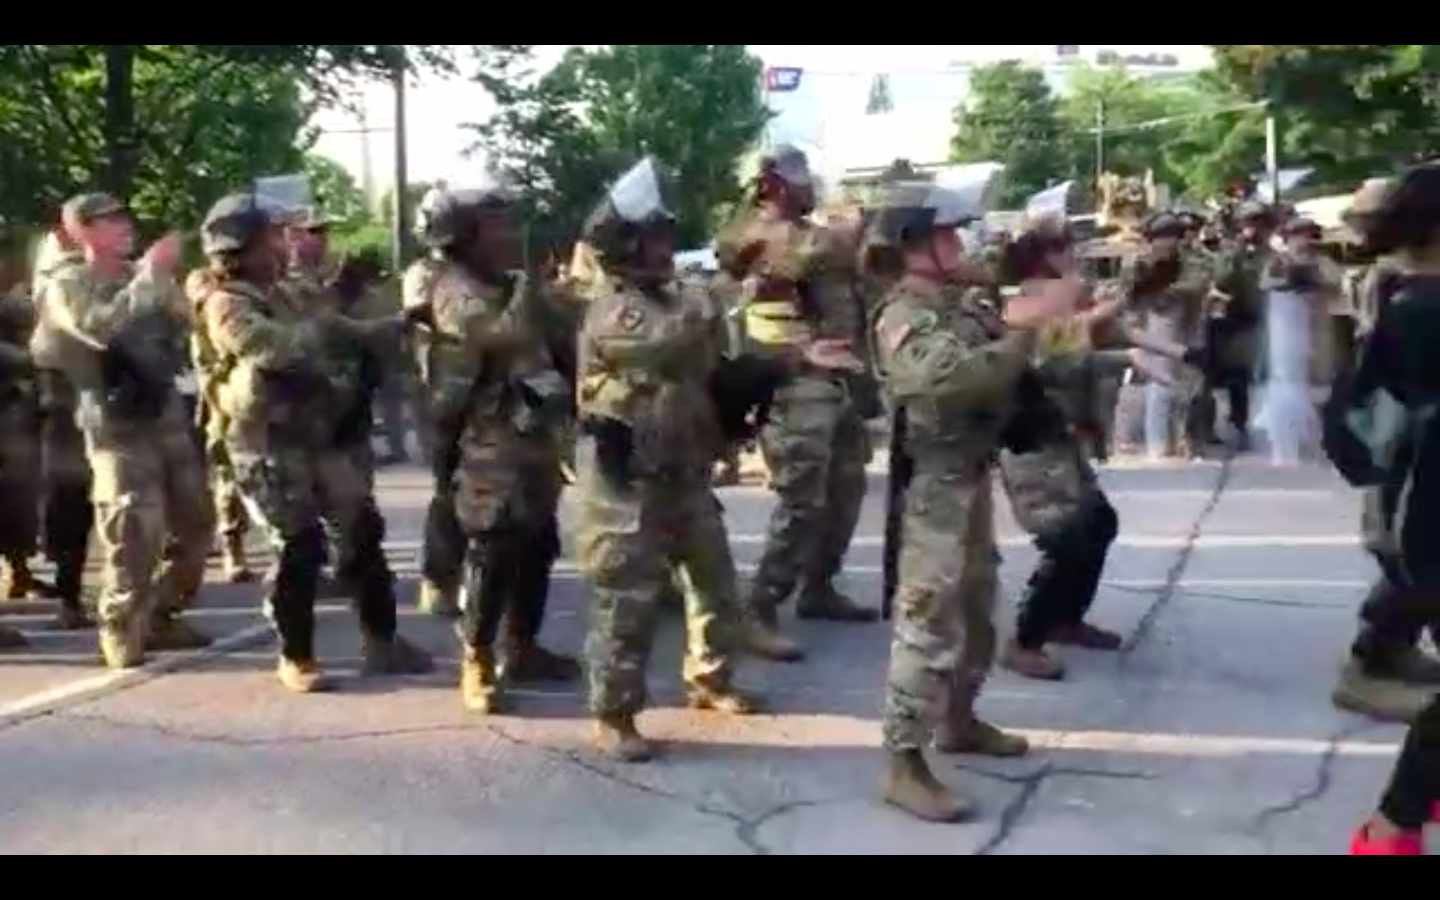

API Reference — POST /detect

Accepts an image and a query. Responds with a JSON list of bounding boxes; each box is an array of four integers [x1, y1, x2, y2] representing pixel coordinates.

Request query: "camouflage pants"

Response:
[[232, 442, 396, 662], [80, 396, 214, 628], [1000, 435, 1117, 649], [752, 379, 870, 611], [421, 416, 466, 594], [453, 432, 562, 651], [883, 464, 1000, 751], [207, 440, 250, 542], [0, 400, 40, 559], [577, 442, 742, 718]]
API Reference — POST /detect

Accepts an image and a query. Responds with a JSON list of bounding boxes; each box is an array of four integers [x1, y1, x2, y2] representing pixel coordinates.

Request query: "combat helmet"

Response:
[[414, 180, 515, 252], [580, 156, 678, 269]]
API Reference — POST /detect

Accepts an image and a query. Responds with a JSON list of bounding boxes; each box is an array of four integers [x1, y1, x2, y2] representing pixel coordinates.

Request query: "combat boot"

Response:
[[221, 534, 256, 584], [417, 578, 460, 618], [686, 680, 764, 715], [797, 585, 879, 623], [882, 749, 973, 822], [276, 657, 333, 693], [934, 716, 1030, 757], [0, 622, 27, 649], [593, 714, 654, 762], [741, 602, 805, 662], [1050, 621, 1123, 651], [4, 556, 38, 600], [501, 640, 580, 683], [98, 618, 145, 670], [146, 613, 213, 651], [1332, 658, 1435, 722], [460, 645, 502, 714], [1001, 639, 1065, 680], [50, 553, 91, 630], [361, 633, 434, 676]]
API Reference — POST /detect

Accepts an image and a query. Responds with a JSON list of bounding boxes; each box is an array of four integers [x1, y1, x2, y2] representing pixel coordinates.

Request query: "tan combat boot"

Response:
[[882, 749, 974, 822], [221, 534, 256, 584], [686, 680, 764, 715], [797, 584, 879, 623], [934, 716, 1030, 757], [0, 622, 27, 649], [417, 578, 461, 618], [1001, 639, 1066, 681], [741, 601, 805, 662], [460, 645, 502, 714], [360, 633, 434, 676], [593, 713, 654, 762], [4, 555, 37, 600], [146, 613, 213, 651], [277, 657, 333, 693], [1332, 658, 1435, 723], [98, 618, 145, 670]]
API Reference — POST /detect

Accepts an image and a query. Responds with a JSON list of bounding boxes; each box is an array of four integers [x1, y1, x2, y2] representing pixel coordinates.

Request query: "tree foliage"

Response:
[[950, 62, 1064, 206], [470, 44, 770, 251], [0, 44, 459, 232]]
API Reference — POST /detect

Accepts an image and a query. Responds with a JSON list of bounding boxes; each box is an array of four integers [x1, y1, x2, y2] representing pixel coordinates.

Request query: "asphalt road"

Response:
[[0, 442, 1422, 854]]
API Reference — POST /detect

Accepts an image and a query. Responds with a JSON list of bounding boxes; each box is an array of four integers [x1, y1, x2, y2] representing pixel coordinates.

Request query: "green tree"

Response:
[[470, 44, 770, 250], [0, 44, 467, 230], [303, 153, 368, 226], [1209, 45, 1440, 187], [950, 62, 1063, 206]]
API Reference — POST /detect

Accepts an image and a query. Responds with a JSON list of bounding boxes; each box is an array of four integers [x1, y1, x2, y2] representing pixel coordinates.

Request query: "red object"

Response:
[[765, 67, 803, 92], [1350, 824, 1423, 855]]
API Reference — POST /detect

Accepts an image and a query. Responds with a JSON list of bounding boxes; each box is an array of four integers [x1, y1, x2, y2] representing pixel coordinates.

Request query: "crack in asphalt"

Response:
[[1106, 583, 1346, 611], [953, 760, 1154, 854], [484, 722, 829, 854], [1249, 722, 1372, 840], [58, 710, 478, 747], [1120, 453, 1234, 661]]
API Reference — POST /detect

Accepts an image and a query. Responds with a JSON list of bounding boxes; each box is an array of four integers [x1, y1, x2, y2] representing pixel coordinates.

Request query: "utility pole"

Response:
[[1095, 100, 1105, 187], [1265, 110, 1279, 205], [357, 90, 375, 218], [391, 45, 410, 270]]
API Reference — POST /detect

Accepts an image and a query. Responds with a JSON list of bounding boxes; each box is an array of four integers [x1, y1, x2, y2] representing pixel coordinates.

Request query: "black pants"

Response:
[[1015, 491, 1119, 649], [459, 516, 559, 650], [1380, 696, 1440, 828], [1203, 319, 1253, 436], [40, 414, 93, 609], [272, 501, 396, 662]]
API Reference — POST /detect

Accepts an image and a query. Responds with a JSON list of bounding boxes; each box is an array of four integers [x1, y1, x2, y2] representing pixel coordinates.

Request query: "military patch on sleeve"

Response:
[[609, 303, 645, 332], [896, 331, 963, 378], [879, 307, 935, 354]]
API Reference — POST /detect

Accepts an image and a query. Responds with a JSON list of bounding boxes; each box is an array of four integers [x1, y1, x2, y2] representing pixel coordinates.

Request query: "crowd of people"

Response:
[[2, 144, 1440, 848]]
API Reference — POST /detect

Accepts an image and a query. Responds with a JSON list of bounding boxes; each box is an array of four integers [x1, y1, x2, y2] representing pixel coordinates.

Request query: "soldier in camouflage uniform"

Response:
[[1122, 213, 1212, 459], [995, 220, 1200, 680], [29, 230, 95, 630], [0, 225, 42, 607], [575, 158, 765, 761], [187, 267, 256, 584], [198, 193, 430, 692], [716, 145, 875, 664], [0, 224, 39, 648], [404, 186, 579, 713], [1329, 178, 1440, 722], [37, 193, 215, 668], [1202, 201, 1274, 450], [868, 180, 1075, 822]]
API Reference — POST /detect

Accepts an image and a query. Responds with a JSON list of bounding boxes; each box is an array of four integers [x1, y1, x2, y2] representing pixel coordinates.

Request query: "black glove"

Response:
[[582, 416, 635, 489], [1182, 347, 1205, 369]]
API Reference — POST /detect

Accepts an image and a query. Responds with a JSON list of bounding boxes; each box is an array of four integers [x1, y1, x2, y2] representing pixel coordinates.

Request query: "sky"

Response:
[[309, 45, 1215, 208]]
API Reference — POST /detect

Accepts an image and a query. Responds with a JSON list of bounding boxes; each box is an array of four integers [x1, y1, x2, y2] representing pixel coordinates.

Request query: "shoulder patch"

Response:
[[610, 303, 645, 332]]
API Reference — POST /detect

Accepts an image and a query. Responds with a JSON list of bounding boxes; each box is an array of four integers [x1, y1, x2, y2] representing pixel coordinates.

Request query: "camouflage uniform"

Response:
[[187, 268, 252, 581], [0, 286, 40, 590], [576, 269, 750, 720], [30, 241, 94, 626], [204, 265, 422, 671], [404, 247, 574, 709], [874, 276, 1032, 751], [40, 255, 214, 664], [717, 206, 874, 626], [1206, 237, 1270, 442], [1120, 246, 1210, 457]]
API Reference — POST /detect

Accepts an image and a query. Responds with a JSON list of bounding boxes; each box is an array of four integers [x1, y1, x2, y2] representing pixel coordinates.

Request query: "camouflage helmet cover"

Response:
[[201, 192, 279, 256], [413, 181, 515, 250]]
